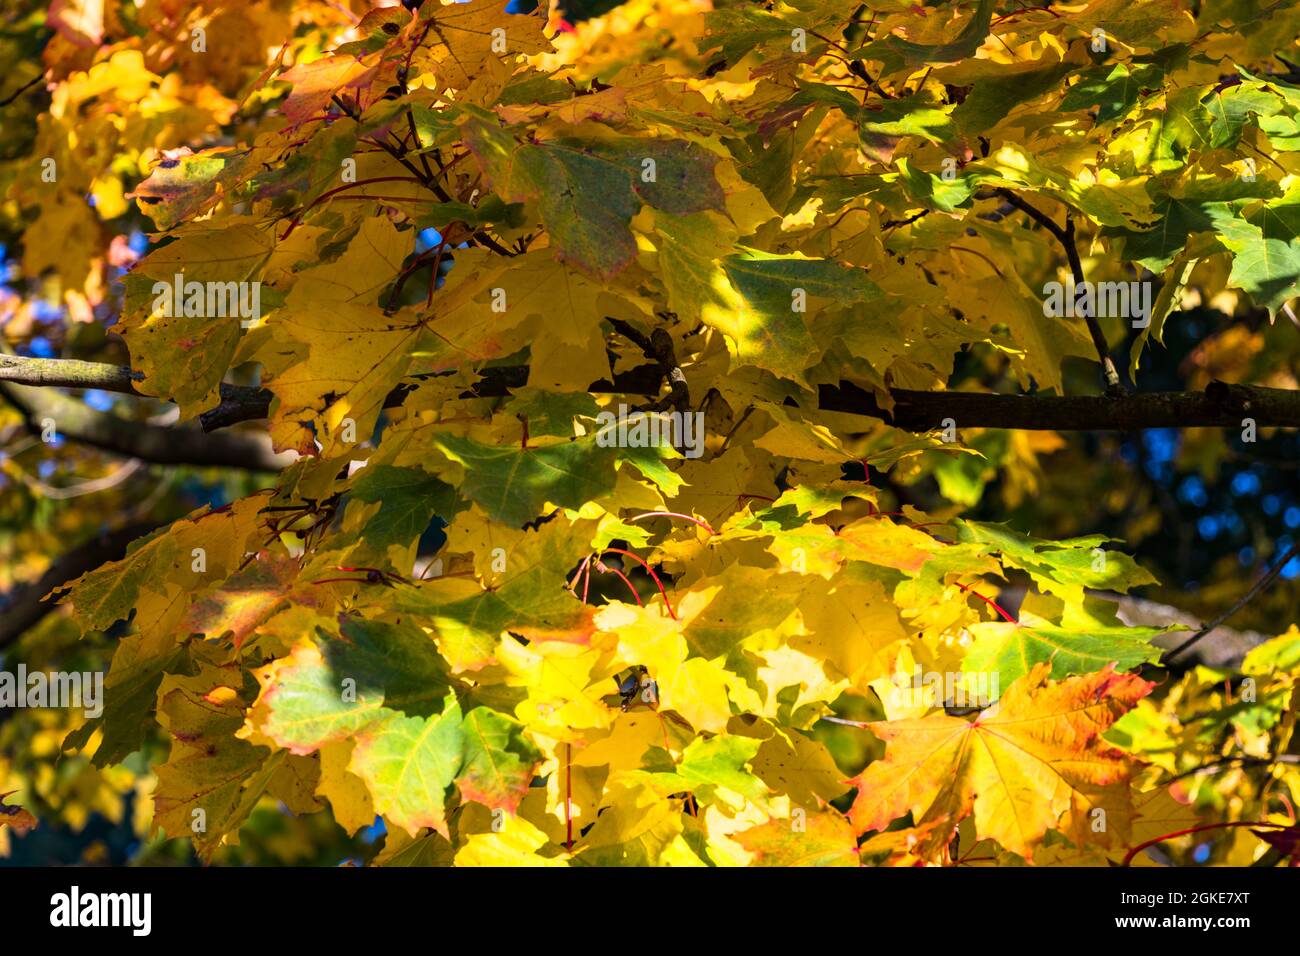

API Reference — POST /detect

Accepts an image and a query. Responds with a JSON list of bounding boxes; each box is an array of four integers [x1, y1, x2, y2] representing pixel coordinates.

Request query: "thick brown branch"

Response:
[[5, 355, 1299, 435], [198, 364, 667, 431], [0, 521, 168, 650], [0, 380, 293, 470], [816, 381, 1300, 431], [0, 353, 267, 408], [0, 353, 290, 467], [0, 354, 143, 393]]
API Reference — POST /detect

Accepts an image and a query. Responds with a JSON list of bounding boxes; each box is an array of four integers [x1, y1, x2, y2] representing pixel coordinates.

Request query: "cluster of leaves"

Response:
[[2, 0, 1299, 866]]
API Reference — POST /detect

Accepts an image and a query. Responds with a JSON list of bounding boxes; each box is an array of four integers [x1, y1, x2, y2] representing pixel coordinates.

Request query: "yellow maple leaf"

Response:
[[849, 663, 1152, 862]]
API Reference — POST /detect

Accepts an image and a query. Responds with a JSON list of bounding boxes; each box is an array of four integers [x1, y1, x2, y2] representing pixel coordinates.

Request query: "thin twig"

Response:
[[1164, 540, 1300, 662], [0, 73, 44, 108], [329, 94, 515, 257], [818, 715, 872, 728], [1166, 754, 1300, 784], [993, 187, 1124, 393]]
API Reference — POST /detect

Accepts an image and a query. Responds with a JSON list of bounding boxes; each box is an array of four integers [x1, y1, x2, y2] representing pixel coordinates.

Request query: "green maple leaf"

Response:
[[1060, 64, 1161, 123], [857, 0, 995, 74], [249, 618, 455, 755], [346, 464, 463, 561], [378, 514, 599, 669], [463, 115, 723, 277], [458, 707, 541, 813], [957, 520, 1158, 603], [963, 612, 1167, 694], [351, 699, 465, 837], [713, 252, 881, 383], [426, 431, 675, 527], [643, 735, 767, 802], [1218, 191, 1300, 313]]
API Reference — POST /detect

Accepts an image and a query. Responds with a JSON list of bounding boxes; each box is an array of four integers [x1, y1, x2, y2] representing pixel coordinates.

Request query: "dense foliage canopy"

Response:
[[1, 0, 1299, 867]]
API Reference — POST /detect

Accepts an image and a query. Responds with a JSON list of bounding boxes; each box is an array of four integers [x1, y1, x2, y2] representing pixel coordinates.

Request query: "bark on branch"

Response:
[[0, 521, 166, 650], [0, 354, 143, 392], [200, 370, 1300, 433], [3, 354, 1298, 435], [604, 317, 691, 413], [0, 378, 293, 470], [815, 380, 1300, 430]]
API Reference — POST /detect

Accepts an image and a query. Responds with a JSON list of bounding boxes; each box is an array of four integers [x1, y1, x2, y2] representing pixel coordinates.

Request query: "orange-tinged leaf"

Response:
[[456, 707, 541, 813], [0, 792, 37, 834], [277, 52, 383, 128], [849, 664, 1153, 862], [183, 553, 323, 648], [349, 701, 464, 838]]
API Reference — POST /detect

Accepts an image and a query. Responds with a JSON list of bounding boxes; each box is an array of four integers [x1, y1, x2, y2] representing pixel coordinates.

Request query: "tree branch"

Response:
[[0, 520, 167, 650], [0, 354, 270, 413], [605, 317, 691, 413], [1165, 754, 1300, 785], [815, 380, 1300, 431], [5, 355, 1299, 435], [203, 375, 1300, 433], [198, 363, 667, 431], [1100, 591, 1269, 670], [0, 72, 44, 109], [0, 379, 293, 470], [0, 353, 143, 393]]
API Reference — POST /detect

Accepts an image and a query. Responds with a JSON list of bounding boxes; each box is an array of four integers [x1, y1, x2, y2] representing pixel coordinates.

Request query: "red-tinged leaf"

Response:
[[183, 553, 324, 648]]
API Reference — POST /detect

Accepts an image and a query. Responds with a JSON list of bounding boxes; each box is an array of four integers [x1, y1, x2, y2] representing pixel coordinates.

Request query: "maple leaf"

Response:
[[317, 739, 376, 837], [276, 51, 385, 129], [849, 664, 1153, 862], [351, 699, 465, 838], [464, 115, 724, 277], [245, 617, 454, 755], [154, 645, 280, 856], [58, 494, 269, 640], [182, 552, 325, 649], [457, 706, 542, 813], [63, 630, 190, 766], [131, 147, 252, 231], [735, 810, 860, 867], [962, 611, 1167, 691], [414, 0, 551, 91], [378, 512, 600, 670], [12, 0, 1300, 873]]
